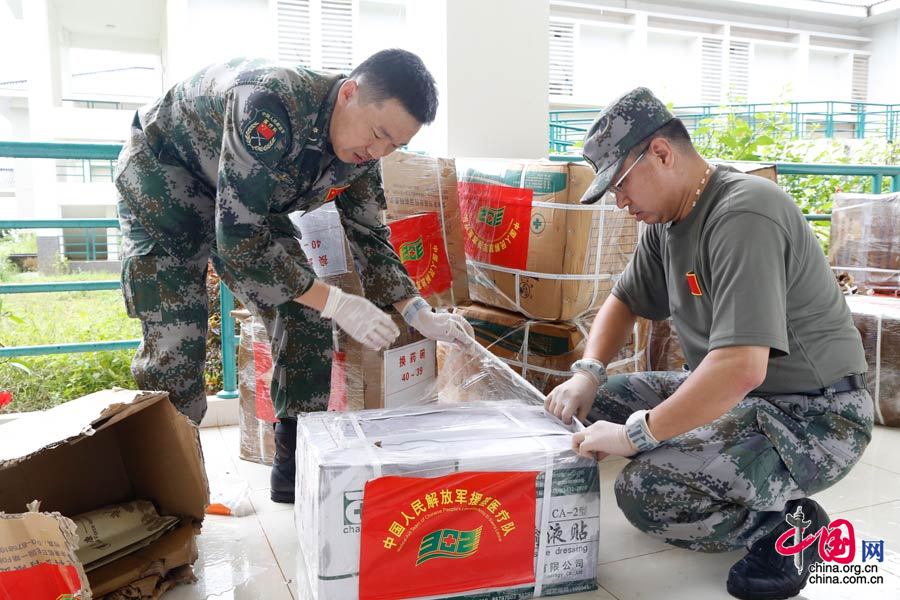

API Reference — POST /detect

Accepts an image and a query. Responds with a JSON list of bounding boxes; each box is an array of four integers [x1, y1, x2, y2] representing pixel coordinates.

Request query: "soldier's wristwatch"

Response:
[[570, 358, 608, 387], [625, 409, 661, 452]]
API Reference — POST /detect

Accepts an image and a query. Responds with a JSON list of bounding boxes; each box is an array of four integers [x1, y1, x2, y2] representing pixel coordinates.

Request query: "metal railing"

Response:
[[0, 141, 239, 400], [4, 139, 899, 408], [550, 100, 900, 153]]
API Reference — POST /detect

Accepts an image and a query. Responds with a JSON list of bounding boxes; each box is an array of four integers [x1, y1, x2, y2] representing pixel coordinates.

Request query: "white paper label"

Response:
[[382, 339, 437, 407], [292, 205, 350, 277]]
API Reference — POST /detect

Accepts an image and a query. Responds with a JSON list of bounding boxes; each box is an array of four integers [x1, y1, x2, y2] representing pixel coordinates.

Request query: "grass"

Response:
[[0, 289, 140, 413]]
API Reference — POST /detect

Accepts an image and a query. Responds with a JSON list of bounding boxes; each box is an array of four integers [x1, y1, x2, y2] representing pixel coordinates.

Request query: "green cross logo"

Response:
[[399, 237, 425, 262], [477, 206, 505, 227], [416, 526, 483, 566]]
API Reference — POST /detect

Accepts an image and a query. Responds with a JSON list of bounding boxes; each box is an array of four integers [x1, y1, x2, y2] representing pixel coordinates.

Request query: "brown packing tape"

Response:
[[382, 151, 470, 309]]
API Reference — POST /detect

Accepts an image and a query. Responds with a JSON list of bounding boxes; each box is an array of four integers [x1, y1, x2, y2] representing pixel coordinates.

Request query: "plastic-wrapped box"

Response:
[[382, 151, 469, 309], [451, 302, 648, 394], [456, 158, 635, 320], [647, 318, 688, 373], [235, 310, 277, 465], [830, 193, 900, 295], [846, 295, 900, 427], [294, 401, 600, 600]]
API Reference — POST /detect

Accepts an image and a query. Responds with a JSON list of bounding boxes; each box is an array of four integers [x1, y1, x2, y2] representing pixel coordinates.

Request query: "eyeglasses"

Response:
[[608, 147, 648, 198]]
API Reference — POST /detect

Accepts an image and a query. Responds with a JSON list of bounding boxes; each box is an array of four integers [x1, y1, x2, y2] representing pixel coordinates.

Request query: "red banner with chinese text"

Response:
[[458, 182, 533, 270], [389, 212, 453, 297], [358, 471, 538, 600]]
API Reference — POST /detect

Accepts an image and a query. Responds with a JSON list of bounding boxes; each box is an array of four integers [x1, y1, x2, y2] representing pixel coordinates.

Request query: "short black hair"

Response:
[[350, 49, 438, 124], [630, 118, 693, 158]]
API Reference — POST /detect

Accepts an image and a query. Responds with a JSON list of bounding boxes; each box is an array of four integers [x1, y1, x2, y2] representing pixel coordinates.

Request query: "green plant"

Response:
[[693, 108, 899, 253]]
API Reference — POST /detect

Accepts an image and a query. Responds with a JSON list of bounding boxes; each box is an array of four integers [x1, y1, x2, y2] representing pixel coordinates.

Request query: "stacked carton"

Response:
[[830, 193, 900, 295]]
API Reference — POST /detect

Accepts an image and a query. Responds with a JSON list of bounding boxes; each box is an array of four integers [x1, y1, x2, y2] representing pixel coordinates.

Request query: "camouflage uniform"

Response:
[[590, 372, 873, 552], [577, 87, 874, 554], [115, 58, 417, 423]]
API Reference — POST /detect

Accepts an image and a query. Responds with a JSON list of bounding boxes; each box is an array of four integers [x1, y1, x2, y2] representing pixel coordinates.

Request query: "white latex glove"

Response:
[[403, 297, 475, 346], [544, 372, 599, 425], [572, 420, 638, 461], [320, 286, 400, 351]]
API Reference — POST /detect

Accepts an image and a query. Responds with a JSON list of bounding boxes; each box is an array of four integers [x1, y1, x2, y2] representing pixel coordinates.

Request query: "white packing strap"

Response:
[[582, 192, 610, 318], [257, 420, 267, 462], [468, 260, 618, 281], [346, 412, 383, 479], [831, 266, 900, 275], [874, 312, 884, 424], [496, 405, 554, 598], [521, 321, 531, 380], [500, 351, 643, 378], [433, 158, 456, 305]]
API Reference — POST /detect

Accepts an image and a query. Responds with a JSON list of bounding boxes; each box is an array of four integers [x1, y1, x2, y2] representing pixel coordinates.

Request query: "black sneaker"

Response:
[[270, 418, 297, 504], [726, 498, 830, 600]]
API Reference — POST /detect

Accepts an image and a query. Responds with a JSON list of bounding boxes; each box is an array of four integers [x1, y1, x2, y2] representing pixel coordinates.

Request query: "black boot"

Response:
[[727, 498, 830, 600], [270, 418, 297, 503]]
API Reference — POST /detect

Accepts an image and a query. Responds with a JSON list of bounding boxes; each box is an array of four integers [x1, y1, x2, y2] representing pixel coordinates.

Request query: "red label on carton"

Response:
[[389, 212, 453, 297], [359, 471, 538, 600], [458, 182, 532, 270], [0, 563, 82, 599], [252, 341, 277, 423]]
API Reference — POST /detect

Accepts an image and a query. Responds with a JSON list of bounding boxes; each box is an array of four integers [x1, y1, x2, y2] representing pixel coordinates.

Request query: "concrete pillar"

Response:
[[407, 0, 549, 159]]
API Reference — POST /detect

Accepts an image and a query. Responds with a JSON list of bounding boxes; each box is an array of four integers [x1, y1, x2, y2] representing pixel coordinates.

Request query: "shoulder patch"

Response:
[[243, 110, 287, 153]]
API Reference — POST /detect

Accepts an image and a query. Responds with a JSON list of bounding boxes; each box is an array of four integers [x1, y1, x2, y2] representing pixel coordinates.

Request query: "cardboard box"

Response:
[[457, 158, 635, 320], [0, 508, 91, 599], [0, 389, 208, 598], [830, 193, 900, 295], [846, 295, 900, 427], [382, 151, 469, 309], [452, 303, 648, 395], [294, 402, 600, 600], [456, 160, 777, 321]]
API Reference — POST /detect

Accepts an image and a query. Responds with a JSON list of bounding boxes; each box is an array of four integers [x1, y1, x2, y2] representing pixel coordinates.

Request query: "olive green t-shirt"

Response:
[[612, 165, 866, 393]]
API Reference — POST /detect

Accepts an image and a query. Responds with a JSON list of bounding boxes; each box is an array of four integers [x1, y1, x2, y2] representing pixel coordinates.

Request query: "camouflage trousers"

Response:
[[590, 371, 874, 553], [118, 200, 333, 424]]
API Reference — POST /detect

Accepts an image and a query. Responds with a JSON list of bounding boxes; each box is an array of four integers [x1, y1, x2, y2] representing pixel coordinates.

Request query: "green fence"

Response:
[[3, 139, 899, 409], [0, 141, 238, 401], [550, 100, 900, 153]]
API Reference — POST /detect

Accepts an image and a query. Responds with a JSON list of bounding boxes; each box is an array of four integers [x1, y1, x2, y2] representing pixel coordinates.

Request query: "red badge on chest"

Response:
[[686, 271, 703, 296], [325, 185, 350, 202]]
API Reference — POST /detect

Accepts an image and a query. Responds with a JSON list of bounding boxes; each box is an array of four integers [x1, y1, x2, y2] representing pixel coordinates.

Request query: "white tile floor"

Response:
[[164, 425, 900, 600]]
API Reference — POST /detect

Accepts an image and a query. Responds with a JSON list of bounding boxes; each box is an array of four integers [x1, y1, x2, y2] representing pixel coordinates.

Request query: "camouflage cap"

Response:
[[579, 87, 675, 205]]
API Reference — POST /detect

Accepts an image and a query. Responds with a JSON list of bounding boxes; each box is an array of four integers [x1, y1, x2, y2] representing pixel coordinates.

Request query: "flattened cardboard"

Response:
[[0, 389, 208, 598]]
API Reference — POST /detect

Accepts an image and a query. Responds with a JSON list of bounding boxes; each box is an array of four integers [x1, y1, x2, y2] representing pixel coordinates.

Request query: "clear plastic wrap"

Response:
[[846, 295, 900, 427], [830, 193, 900, 296], [294, 397, 601, 600], [446, 302, 649, 395], [647, 318, 688, 372], [382, 151, 470, 309], [455, 158, 637, 321], [235, 310, 276, 466]]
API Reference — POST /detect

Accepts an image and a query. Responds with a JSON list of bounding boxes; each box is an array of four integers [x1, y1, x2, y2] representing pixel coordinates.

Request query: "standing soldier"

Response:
[[545, 87, 872, 600], [116, 50, 473, 503]]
